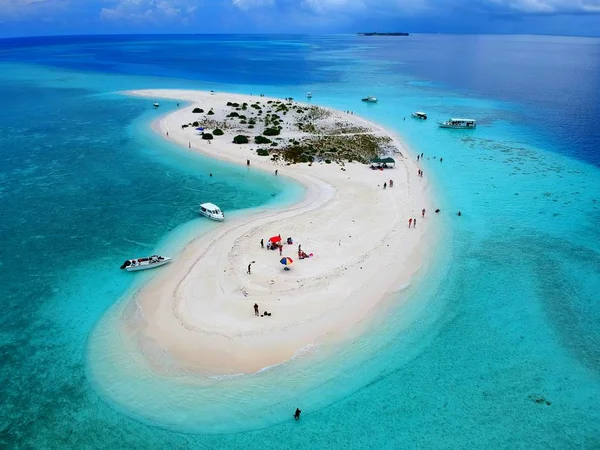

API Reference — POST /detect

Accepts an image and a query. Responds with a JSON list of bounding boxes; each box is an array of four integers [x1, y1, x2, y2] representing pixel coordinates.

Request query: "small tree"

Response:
[[202, 133, 213, 140], [257, 149, 269, 156], [263, 127, 280, 136], [233, 135, 249, 144], [207, 110, 215, 115], [192, 108, 204, 113], [213, 128, 224, 136], [255, 136, 271, 144]]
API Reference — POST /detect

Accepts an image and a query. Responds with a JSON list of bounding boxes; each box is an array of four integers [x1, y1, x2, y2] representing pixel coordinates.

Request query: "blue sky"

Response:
[[0, 0, 599, 38]]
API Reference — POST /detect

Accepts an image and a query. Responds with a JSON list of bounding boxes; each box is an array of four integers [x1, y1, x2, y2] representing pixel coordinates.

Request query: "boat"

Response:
[[361, 96, 378, 103], [438, 118, 476, 129], [307, 92, 312, 99], [199, 202, 225, 221], [153, 102, 159, 108], [411, 111, 427, 120], [120, 255, 171, 271]]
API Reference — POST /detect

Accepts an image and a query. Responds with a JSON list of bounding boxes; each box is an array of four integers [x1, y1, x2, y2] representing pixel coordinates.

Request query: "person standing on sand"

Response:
[[294, 408, 301, 420], [275, 169, 278, 176], [422, 208, 426, 218], [254, 303, 259, 316], [298, 244, 301, 253], [188, 142, 191, 148], [408, 218, 413, 227], [261, 239, 264, 249], [417, 155, 420, 161], [413, 218, 417, 228], [383, 182, 387, 190], [279, 246, 283, 256], [389, 179, 394, 188], [247, 263, 252, 274]]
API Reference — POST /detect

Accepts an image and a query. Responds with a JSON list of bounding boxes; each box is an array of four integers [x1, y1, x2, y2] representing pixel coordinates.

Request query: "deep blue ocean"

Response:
[[0, 34, 599, 448]]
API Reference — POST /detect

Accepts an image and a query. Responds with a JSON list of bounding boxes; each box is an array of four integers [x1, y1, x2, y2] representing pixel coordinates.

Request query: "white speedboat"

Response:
[[411, 111, 427, 120], [153, 102, 159, 108], [361, 96, 378, 103], [120, 255, 171, 272], [307, 92, 312, 99], [438, 118, 476, 129], [199, 202, 224, 221]]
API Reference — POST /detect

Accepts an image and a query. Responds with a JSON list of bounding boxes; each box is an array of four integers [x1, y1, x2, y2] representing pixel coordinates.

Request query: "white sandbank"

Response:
[[122, 89, 434, 375]]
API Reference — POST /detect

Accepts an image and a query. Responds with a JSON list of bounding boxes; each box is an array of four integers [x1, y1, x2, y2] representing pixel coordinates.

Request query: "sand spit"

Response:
[[120, 89, 432, 375]]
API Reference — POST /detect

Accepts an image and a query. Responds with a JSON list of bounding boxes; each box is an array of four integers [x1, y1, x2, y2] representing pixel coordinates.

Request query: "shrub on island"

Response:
[[231, 102, 240, 108], [240, 120, 247, 124], [202, 133, 213, 140], [257, 148, 269, 156], [248, 125, 255, 129], [213, 128, 224, 136], [182, 124, 189, 129], [325, 159, 332, 164], [263, 127, 281, 136], [192, 121, 200, 127], [228, 112, 239, 118], [255, 136, 271, 144], [207, 110, 215, 115], [226, 102, 233, 106], [233, 135, 249, 144], [192, 108, 204, 113]]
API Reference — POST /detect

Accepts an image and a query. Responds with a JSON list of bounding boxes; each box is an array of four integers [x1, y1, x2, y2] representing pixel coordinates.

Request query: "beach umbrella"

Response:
[[269, 236, 282, 243], [280, 257, 293, 266]]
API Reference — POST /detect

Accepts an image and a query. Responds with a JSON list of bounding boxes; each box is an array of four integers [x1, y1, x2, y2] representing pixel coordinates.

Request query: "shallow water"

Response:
[[1, 34, 599, 448]]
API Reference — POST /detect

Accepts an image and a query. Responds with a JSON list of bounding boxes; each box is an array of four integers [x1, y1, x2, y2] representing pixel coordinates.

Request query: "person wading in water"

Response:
[[294, 408, 301, 420]]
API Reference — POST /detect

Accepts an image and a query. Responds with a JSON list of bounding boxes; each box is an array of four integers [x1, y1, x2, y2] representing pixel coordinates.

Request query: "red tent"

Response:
[[269, 236, 282, 243]]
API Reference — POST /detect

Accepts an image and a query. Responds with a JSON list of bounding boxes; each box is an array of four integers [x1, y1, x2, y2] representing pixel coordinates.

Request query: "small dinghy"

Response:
[[120, 255, 171, 272], [153, 102, 160, 108]]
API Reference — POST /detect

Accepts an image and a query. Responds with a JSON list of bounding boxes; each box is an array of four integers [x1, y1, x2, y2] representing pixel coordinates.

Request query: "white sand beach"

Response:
[[122, 90, 433, 375]]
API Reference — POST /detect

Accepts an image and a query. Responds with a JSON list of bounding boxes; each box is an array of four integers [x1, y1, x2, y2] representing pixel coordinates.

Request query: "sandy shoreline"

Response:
[[119, 89, 434, 375]]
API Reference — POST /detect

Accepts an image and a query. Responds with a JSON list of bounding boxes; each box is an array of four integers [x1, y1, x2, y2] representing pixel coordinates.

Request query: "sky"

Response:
[[0, 0, 599, 38]]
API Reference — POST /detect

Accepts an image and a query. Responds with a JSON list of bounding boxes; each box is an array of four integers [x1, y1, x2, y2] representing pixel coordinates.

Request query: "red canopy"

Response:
[[269, 236, 282, 243]]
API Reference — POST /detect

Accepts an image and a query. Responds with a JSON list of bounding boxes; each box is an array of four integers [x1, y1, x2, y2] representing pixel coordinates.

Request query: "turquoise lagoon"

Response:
[[0, 35, 599, 448]]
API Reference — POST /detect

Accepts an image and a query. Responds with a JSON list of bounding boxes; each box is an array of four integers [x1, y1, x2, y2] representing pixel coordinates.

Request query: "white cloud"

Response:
[[0, 0, 68, 19], [229, 0, 600, 14], [101, 0, 197, 21], [488, 0, 600, 13], [231, 0, 274, 10]]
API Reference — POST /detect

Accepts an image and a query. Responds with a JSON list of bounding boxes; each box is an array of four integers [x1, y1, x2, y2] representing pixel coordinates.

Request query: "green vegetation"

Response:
[[213, 128, 224, 136], [233, 135, 249, 144], [207, 110, 214, 115], [192, 108, 204, 113], [255, 136, 271, 144], [256, 149, 269, 156], [202, 133, 213, 140], [263, 127, 281, 136], [228, 112, 239, 117]]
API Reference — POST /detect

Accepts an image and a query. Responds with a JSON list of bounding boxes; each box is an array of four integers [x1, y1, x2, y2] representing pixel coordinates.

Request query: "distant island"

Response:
[[358, 32, 409, 36]]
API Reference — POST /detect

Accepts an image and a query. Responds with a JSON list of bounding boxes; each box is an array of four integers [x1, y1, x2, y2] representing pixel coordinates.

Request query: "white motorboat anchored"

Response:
[[120, 255, 171, 272], [307, 92, 312, 99], [438, 118, 476, 129], [411, 111, 427, 120], [199, 202, 225, 221], [153, 102, 160, 108], [361, 96, 378, 103]]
